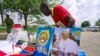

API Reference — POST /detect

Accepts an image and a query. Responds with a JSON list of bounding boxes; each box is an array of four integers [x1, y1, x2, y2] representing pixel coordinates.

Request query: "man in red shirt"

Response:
[[40, 2, 75, 28]]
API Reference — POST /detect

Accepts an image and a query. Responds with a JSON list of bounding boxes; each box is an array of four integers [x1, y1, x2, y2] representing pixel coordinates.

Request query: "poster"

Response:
[[51, 28, 79, 56], [70, 28, 83, 45], [34, 27, 54, 56]]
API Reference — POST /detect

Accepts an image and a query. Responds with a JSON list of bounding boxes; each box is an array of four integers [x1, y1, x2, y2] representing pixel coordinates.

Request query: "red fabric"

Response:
[[10, 54, 27, 56], [52, 5, 75, 26], [12, 24, 22, 28], [24, 46, 35, 53], [0, 51, 7, 56]]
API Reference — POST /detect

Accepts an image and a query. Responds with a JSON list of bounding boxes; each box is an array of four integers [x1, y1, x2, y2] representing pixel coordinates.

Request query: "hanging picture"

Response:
[[70, 28, 83, 45], [51, 28, 79, 56], [34, 27, 54, 56]]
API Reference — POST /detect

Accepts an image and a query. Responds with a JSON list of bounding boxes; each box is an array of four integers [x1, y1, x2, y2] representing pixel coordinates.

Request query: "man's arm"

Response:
[[4, 19, 7, 25], [65, 16, 74, 28], [11, 19, 14, 25]]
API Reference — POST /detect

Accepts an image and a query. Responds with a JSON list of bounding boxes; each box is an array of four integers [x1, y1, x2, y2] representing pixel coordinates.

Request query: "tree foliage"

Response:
[[3, 0, 42, 15], [2, 0, 43, 29], [95, 19, 100, 26], [37, 19, 48, 25], [1, 0, 62, 29], [81, 21, 90, 28], [0, 1, 4, 26]]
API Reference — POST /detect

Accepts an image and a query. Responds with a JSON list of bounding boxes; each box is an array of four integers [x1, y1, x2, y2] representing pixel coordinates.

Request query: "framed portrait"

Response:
[[34, 27, 54, 56], [51, 28, 80, 56]]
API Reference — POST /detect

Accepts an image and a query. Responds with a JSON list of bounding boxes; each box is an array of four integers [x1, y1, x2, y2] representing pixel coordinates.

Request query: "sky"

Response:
[[0, 0, 100, 27], [43, 0, 100, 27]]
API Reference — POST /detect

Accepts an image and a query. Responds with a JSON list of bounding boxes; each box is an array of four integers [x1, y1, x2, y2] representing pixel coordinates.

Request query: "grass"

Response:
[[0, 25, 38, 33], [0, 25, 38, 40], [27, 26, 38, 33], [0, 26, 7, 39], [0, 26, 7, 33]]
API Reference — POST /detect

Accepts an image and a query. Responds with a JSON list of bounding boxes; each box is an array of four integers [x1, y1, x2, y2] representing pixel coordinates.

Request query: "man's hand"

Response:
[[56, 21, 65, 27]]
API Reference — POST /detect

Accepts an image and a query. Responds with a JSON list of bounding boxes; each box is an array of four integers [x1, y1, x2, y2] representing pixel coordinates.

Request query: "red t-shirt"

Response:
[[51, 5, 75, 26]]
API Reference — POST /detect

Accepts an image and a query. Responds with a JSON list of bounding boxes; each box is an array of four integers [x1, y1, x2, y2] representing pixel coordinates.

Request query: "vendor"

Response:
[[40, 2, 75, 28]]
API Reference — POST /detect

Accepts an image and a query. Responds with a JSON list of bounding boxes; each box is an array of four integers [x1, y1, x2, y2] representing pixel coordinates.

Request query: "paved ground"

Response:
[[0, 33, 7, 40], [80, 32, 100, 56]]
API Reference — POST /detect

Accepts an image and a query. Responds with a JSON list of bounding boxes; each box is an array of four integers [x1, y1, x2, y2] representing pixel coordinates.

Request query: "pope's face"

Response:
[[61, 31, 69, 40]]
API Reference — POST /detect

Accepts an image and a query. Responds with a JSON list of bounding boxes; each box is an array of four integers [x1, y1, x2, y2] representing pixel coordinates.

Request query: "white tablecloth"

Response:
[[0, 40, 21, 54]]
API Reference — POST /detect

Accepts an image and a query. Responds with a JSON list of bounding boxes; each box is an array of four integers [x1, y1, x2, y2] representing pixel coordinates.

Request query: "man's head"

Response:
[[61, 31, 69, 40], [40, 2, 51, 16], [6, 14, 9, 18]]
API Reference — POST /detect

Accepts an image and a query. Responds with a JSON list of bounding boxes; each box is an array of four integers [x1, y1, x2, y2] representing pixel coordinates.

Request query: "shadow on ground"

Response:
[[0, 33, 7, 40]]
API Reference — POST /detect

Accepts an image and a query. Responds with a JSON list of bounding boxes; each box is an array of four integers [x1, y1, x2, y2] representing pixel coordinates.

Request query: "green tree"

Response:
[[2, 0, 43, 30], [37, 19, 48, 25], [95, 19, 100, 26], [81, 21, 90, 28], [0, 0, 4, 26], [95, 19, 100, 31], [48, 0, 64, 7]]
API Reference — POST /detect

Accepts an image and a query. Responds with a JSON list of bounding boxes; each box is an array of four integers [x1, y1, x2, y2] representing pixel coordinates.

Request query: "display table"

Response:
[[0, 40, 22, 55]]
